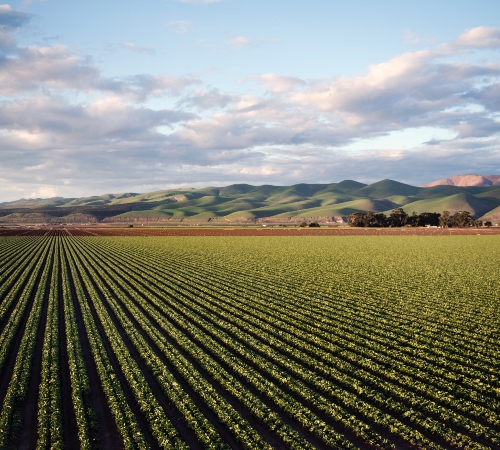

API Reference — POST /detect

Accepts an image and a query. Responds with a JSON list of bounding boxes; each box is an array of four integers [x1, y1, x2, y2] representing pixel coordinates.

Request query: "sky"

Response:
[[1, 0, 500, 201]]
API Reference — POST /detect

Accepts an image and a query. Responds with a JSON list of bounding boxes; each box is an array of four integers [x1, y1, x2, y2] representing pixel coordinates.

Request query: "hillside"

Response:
[[1, 180, 500, 224], [421, 174, 500, 187]]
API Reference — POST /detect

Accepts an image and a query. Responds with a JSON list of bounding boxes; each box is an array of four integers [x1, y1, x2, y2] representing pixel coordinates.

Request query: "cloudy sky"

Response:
[[1, 0, 500, 201]]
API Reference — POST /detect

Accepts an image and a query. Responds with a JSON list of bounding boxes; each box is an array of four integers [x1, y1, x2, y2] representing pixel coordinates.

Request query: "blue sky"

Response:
[[1, 0, 500, 200]]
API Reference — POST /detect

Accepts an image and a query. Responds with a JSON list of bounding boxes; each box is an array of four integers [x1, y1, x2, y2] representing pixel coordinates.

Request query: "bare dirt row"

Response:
[[1, 226, 500, 237]]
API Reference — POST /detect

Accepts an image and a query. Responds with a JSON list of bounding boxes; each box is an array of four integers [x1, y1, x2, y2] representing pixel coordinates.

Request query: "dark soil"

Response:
[[2, 226, 500, 237], [63, 246, 123, 450], [68, 246, 161, 450], [58, 253, 80, 450], [18, 251, 52, 450]]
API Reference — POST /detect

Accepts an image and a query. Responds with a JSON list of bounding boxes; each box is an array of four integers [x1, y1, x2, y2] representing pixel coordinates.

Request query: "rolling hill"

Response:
[[421, 174, 500, 187], [1, 179, 500, 224]]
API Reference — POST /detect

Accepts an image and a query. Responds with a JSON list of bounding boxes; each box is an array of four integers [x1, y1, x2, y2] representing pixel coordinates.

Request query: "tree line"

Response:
[[347, 208, 492, 228]]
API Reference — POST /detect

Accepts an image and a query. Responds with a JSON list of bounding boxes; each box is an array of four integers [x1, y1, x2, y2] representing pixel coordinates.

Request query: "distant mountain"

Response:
[[421, 174, 500, 187], [1, 180, 500, 224]]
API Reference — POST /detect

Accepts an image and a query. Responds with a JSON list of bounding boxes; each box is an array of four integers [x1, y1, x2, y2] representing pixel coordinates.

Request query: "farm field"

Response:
[[1, 226, 500, 237], [0, 236, 499, 449]]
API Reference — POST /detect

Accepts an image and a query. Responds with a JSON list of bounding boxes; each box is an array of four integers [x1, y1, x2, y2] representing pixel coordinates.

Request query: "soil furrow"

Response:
[[0, 243, 51, 408], [68, 245, 161, 450], [57, 239, 80, 449], [18, 249, 53, 450], [62, 242, 122, 450]]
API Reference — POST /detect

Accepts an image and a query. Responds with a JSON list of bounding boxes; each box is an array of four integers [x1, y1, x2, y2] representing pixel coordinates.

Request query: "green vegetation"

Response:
[[0, 236, 499, 448], [2, 179, 500, 223], [347, 208, 484, 228]]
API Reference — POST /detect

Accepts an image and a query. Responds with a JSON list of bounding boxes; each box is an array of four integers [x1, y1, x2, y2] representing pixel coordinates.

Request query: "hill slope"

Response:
[[421, 174, 500, 187], [1, 179, 499, 224]]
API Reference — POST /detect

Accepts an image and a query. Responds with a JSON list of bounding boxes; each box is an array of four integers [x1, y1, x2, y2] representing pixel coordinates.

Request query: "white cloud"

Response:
[[166, 20, 192, 34], [29, 185, 57, 198], [257, 73, 306, 93], [0, 44, 102, 94], [1, 25, 500, 199], [121, 42, 155, 54], [0, 42, 200, 99], [454, 26, 500, 49], [229, 36, 252, 49]]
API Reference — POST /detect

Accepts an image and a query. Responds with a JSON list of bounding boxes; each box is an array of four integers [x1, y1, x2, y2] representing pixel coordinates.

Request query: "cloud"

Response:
[[229, 36, 252, 49], [0, 4, 32, 28], [177, 88, 236, 109], [0, 43, 200, 99], [0, 4, 32, 50], [21, 0, 46, 5], [463, 82, 500, 111], [124, 74, 202, 100], [288, 48, 500, 132], [454, 26, 500, 49], [29, 185, 57, 198], [403, 30, 420, 45], [0, 45, 103, 93], [0, 95, 197, 149], [121, 42, 155, 54], [166, 20, 192, 34], [257, 73, 306, 93], [1, 25, 500, 200]]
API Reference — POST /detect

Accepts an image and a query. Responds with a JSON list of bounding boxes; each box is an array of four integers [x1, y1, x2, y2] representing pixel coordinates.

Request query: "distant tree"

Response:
[[388, 208, 408, 227], [347, 212, 365, 227], [349, 209, 478, 228], [419, 212, 441, 227], [309, 222, 320, 227], [408, 211, 420, 227], [373, 213, 387, 227], [363, 211, 376, 227], [128, 224, 134, 228], [485, 221, 492, 227], [299, 222, 308, 227], [439, 211, 452, 228], [452, 211, 474, 228], [347, 212, 387, 227]]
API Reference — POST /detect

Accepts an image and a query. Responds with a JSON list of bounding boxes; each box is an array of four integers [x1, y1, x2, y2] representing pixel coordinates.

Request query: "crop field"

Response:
[[0, 236, 499, 449], [2, 226, 500, 237]]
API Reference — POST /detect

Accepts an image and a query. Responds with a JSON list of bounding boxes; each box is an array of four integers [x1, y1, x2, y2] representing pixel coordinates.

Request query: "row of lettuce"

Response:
[[0, 236, 498, 449]]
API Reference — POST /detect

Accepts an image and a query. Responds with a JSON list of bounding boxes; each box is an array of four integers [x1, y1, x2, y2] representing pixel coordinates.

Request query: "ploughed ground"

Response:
[[1, 226, 499, 237]]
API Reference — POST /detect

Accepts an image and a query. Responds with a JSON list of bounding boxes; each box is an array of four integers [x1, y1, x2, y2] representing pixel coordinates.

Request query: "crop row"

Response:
[[66, 237, 336, 450], [0, 239, 54, 448], [82, 236, 500, 448], [68, 237, 498, 449], [0, 235, 499, 449]]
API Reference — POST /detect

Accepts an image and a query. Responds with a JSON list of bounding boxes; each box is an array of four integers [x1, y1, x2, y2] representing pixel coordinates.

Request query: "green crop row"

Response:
[[0, 235, 499, 449], [0, 239, 54, 449], [87, 237, 498, 447]]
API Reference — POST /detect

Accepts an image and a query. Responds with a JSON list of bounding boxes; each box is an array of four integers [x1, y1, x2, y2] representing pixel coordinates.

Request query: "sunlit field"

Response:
[[0, 236, 499, 449]]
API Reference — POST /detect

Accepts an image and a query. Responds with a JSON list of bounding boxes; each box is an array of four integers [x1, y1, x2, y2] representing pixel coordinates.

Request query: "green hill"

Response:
[[353, 179, 422, 199], [1, 179, 499, 223], [398, 193, 494, 217]]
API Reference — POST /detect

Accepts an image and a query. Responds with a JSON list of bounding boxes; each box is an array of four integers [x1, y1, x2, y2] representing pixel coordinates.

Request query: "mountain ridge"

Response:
[[1, 178, 499, 224], [421, 174, 500, 187]]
